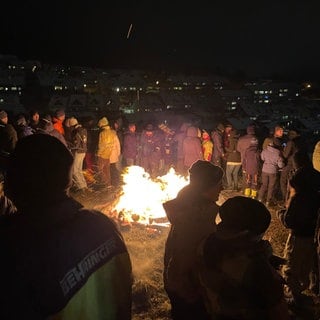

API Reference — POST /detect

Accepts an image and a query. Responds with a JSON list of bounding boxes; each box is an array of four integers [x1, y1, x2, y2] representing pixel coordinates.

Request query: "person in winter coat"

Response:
[[182, 126, 204, 173], [160, 128, 176, 175], [52, 109, 66, 136], [28, 109, 40, 131], [68, 117, 91, 195], [0, 134, 132, 319], [163, 160, 224, 320], [96, 117, 119, 188], [201, 130, 213, 162], [14, 114, 33, 139], [280, 129, 307, 203], [277, 151, 320, 308], [198, 197, 289, 320], [35, 115, 67, 147], [262, 125, 284, 151], [225, 129, 242, 191], [258, 141, 285, 207], [237, 124, 260, 196], [123, 123, 139, 167], [139, 124, 162, 178], [109, 124, 121, 188], [211, 123, 225, 167], [174, 122, 191, 175]]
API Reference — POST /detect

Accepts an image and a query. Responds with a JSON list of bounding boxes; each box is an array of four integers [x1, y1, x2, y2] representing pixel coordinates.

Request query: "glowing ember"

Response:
[[113, 166, 189, 225]]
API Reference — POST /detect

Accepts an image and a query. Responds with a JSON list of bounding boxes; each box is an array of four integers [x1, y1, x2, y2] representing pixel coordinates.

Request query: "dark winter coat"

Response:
[[163, 185, 219, 302], [183, 126, 203, 168], [198, 231, 286, 319], [237, 132, 259, 167], [0, 196, 132, 319], [283, 135, 307, 169], [278, 166, 320, 237], [225, 131, 241, 163], [123, 131, 138, 160], [139, 130, 162, 160], [70, 125, 88, 154], [211, 129, 224, 158], [243, 145, 260, 175]]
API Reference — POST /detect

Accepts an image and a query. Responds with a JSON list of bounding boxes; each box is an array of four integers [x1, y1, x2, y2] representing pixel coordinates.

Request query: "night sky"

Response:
[[1, 1, 320, 79]]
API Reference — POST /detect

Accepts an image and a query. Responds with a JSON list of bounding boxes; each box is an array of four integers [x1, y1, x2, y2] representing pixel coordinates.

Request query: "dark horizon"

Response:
[[1, 1, 320, 81]]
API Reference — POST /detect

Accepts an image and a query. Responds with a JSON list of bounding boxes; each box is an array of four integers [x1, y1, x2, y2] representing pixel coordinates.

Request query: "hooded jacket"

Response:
[[183, 126, 203, 168], [97, 125, 118, 159]]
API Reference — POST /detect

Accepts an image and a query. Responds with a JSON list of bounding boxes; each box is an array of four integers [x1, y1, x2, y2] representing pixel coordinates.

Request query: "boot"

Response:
[[251, 189, 257, 199], [244, 188, 251, 197]]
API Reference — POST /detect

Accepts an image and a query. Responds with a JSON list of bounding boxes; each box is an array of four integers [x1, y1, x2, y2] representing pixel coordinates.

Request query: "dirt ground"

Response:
[[73, 187, 318, 320]]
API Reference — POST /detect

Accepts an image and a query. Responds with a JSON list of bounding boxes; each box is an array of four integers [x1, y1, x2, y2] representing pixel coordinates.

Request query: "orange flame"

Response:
[[114, 166, 189, 225]]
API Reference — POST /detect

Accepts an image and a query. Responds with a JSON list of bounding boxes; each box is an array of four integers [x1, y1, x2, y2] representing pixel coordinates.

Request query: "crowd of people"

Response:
[[0, 107, 320, 319]]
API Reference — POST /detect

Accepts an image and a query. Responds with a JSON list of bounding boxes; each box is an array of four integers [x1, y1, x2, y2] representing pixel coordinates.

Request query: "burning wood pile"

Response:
[[95, 166, 189, 233]]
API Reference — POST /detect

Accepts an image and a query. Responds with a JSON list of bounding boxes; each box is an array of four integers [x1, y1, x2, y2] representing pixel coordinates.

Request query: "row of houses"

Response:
[[0, 54, 319, 145]]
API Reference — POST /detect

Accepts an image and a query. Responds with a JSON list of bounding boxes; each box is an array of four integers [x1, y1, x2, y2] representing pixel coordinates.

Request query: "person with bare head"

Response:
[[262, 125, 284, 151], [0, 134, 132, 319], [163, 160, 224, 320], [28, 109, 40, 131]]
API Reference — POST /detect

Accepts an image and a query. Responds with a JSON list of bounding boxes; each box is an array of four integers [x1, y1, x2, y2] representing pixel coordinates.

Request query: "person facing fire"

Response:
[[163, 160, 224, 320], [198, 196, 289, 319], [139, 123, 162, 178], [96, 116, 119, 188], [211, 123, 225, 167], [182, 126, 204, 175], [123, 122, 139, 167], [52, 108, 66, 136], [0, 134, 133, 319], [158, 122, 176, 175], [201, 129, 213, 162]]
